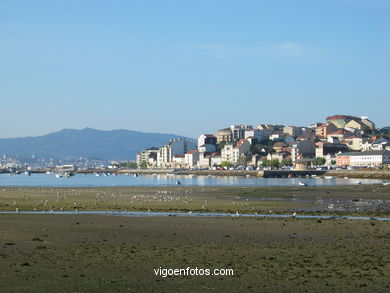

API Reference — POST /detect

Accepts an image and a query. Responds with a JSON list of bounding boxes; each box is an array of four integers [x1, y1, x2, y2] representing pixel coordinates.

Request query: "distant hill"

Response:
[[0, 128, 191, 160]]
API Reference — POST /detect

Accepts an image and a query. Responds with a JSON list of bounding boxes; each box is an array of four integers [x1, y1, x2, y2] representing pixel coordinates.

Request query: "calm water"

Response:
[[0, 173, 385, 187]]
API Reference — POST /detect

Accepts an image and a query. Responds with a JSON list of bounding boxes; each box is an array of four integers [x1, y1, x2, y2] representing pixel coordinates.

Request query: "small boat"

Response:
[[176, 180, 181, 185], [55, 173, 64, 178], [133, 173, 139, 177], [355, 181, 361, 185], [65, 172, 74, 178], [298, 181, 307, 186], [324, 176, 333, 179], [95, 173, 101, 177], [383, 182, 390, 186]]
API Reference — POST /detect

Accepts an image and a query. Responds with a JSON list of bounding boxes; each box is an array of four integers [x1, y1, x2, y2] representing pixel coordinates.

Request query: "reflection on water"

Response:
[[0, 173, 384, 187], [0, 210, 389, 221]]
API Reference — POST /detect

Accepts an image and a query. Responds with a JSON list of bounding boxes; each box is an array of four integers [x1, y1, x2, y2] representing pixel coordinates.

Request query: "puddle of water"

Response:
[[0, 210, 389, 221]]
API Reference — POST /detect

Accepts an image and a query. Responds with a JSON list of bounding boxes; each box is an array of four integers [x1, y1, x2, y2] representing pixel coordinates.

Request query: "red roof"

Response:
[[326, 114, 359, 121], [273, 142, 288, 147], [328, 129, 354, 136], [186, 150, 198, 154], [235, 139, 247, 147]]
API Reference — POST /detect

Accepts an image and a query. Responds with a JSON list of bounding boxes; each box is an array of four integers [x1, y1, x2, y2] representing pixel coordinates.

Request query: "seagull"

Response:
[[293, 212, 297, 216]]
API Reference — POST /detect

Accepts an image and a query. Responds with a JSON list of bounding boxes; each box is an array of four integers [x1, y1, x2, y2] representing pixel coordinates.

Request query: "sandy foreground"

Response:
[[1, 185, 390, 292], [0, 215, 389, 292]]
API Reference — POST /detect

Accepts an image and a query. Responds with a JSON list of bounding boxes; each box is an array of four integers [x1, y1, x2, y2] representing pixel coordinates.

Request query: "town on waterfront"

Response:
[[136, 114, 390, 171], [1, 114, 390, 176]]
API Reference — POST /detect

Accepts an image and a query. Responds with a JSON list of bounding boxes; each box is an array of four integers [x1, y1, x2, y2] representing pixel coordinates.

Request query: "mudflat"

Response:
[[1, 185, 390, 214], [0, 215, 389, 292], [1, 185, 390, 292]]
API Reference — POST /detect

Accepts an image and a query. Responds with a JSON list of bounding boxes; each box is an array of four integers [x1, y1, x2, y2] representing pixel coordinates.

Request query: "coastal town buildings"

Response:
[[198, 134, 217, 148], [136, 147, 159, 168], [221, 139, 251, 164], [229, 125, 253, 141], [362, 137, 390, 151], [157, 138, 197, 168], [185, 150, 200, 168], [291, 141, 316, 162], [244, 129, 267, 142], [337, 150, 390, 167], [315, 123, 338, 138], [133, 113, 388, 170], [216, 128, 232, 144]]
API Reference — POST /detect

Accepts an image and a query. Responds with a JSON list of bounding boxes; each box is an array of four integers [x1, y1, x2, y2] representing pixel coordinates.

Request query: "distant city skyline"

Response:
[[1, 0, 389, 139]]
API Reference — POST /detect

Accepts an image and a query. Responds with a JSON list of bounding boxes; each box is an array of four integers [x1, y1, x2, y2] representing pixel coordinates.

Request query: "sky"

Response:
[[0, 0, 389, 139]]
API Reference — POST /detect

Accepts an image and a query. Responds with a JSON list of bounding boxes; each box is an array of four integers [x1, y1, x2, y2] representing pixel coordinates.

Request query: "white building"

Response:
[[362, 138, 390, 151], [269, 132, 286, 142], [221, 139, 251, 164], [185, 150, 200, 168], [157, 138, 197, 168], [198, 134, 217, 148], [337, 150, 390, 167], [230, 125, 253, 141], [55, 164, 76, 172], [244, 129, 268, 142], [172, 155, 186, 168]]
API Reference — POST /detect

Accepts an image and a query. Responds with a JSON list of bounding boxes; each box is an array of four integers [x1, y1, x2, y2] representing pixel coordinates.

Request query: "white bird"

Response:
[[293, 212, 297, 216]]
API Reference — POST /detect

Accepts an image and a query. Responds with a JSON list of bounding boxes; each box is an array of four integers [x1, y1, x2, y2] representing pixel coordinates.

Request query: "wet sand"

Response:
[[1, 215, 389, 292], [1, 185, 390, 215], [1, 185, 390, 292]]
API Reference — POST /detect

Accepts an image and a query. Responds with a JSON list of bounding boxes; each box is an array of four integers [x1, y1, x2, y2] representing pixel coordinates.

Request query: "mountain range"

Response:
[[0, 128, 190, 160]]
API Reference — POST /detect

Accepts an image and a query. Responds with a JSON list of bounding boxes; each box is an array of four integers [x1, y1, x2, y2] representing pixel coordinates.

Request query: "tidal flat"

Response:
[[1, 185, 390, 292], [0, 215, 390, 292], [1, 185, 390, 215]]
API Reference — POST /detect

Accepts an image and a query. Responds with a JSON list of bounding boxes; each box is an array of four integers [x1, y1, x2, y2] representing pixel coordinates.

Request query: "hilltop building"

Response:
[[229, 125, 253, 141], [198, 134, 217, 148], [216, 128, 233, 144], [326, 115, 375, 132]]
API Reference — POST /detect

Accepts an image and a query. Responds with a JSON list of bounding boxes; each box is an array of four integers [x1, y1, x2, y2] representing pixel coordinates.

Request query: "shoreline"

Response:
[[1, 210, 390, 221], [3, 168, 390, 179], [1, 185, 390, 216]]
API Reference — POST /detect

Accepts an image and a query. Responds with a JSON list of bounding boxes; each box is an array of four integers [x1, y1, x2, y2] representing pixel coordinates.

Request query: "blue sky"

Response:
[[1, 0, 389, 138]]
